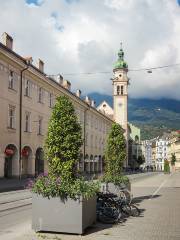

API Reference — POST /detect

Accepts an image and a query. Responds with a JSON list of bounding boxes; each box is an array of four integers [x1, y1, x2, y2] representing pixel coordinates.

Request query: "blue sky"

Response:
[[26, 0, 40, 5], [26, 0, 77, 5]]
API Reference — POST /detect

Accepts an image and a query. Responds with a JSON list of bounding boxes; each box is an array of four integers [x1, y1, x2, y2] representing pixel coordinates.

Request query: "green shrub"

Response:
[[103, 123, 129, 185], [102, 174, 129, 186], [171, 153, 176, 166], [32, 96, 99, 199], [164, 160, 170, 174]]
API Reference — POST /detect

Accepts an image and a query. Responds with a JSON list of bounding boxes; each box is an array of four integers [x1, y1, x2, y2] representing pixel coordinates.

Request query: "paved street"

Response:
[[0, 172, 180, 240]]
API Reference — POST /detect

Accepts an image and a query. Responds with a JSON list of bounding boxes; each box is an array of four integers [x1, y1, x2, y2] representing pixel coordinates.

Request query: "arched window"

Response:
[[117, 86, 120, 95], [121, 86, 123, 95]]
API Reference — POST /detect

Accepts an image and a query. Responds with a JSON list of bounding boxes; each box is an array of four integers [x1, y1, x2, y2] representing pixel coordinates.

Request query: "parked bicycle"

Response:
[[96, 190, 140, 224]]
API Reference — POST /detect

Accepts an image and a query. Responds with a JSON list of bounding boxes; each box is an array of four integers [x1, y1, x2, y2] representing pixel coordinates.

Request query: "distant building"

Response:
[[128, 123, 142, 169], [167, 130, 180, 170], [141, 140, 154, 169], [155, 137, 169, 171]]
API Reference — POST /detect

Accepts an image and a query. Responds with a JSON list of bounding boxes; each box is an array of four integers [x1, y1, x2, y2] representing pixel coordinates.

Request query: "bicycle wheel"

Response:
[[120, 204, 131, 217], [129, 204, 140, 217], [97, 206, 121, 224]]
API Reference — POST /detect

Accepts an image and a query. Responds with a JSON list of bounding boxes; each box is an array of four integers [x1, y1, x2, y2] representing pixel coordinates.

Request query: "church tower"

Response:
[[113, 44, 128, 136], [112, 44, 129, 164]]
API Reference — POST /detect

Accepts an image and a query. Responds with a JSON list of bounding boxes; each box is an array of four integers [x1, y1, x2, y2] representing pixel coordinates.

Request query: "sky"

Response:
[[0, 0, 180, 100]]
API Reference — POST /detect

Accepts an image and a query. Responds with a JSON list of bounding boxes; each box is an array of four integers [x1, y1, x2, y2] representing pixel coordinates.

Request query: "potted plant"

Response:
[[101, 123, 130, 193], [31, 96, 99, 234]]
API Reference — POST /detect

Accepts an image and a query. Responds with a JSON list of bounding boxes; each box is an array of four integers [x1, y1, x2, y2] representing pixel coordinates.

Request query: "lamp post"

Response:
[[19, 62, 29, 180]]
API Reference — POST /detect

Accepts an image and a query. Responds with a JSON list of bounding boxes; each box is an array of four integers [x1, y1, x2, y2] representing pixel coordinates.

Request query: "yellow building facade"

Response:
[[0, 32, 113, 178], [168, 131, 180, 170]]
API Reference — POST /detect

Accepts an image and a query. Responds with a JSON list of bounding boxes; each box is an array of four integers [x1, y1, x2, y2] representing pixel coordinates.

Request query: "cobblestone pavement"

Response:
[[2, 172, 180, 240]]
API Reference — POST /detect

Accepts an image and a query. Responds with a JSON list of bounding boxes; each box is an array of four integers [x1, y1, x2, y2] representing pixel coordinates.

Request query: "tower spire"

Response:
[[113, 43, 128, 70]]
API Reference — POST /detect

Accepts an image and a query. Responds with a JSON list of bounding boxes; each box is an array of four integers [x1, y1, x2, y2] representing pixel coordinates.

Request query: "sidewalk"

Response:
[[0, 178, 29, 193]]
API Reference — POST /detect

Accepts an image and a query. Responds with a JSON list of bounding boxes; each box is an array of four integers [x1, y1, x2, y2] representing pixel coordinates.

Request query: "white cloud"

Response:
[[0, 0, 180, 99]]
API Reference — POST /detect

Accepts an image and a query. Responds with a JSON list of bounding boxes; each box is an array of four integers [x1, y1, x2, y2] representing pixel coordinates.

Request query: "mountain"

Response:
[[88, 92, 180, 140]]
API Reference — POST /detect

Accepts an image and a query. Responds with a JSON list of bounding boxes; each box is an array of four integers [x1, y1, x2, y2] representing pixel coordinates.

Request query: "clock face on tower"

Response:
[[118, 102, 123, 107]]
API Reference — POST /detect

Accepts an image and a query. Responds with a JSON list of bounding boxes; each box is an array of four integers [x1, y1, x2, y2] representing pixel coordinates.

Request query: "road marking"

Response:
[[149, 173, 173, 200]]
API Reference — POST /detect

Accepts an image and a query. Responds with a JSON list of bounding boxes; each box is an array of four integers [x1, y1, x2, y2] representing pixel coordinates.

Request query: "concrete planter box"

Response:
[[32, 194, 96, 234]]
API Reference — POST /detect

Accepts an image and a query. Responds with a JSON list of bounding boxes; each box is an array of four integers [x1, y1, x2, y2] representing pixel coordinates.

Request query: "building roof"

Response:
[[0, 38, 113, 123]]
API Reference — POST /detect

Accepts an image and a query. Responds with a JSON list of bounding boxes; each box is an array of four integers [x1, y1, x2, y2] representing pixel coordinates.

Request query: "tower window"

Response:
[[117, 86, 120, 95], [121, 86, 123, 95]]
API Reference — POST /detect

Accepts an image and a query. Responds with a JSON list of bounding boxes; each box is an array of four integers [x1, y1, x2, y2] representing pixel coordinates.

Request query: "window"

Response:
[[121, 86, 123, 95], [85, 132, 88, 146], [95, 118, 98, 129], [91, 116, 93, 127], [25, 80, 31, 97], [25, 112, 31, 132], [38, 87, 43, 103], [49, 93, 53, 108], [95, 136, 97, 148], [8, 105, 16, 129], [117, 86, 120, 95], [91, 135, 93, 148], [9, 70, 14, 89], [99, 138, 102, 149], [38, 117, 43, 135]]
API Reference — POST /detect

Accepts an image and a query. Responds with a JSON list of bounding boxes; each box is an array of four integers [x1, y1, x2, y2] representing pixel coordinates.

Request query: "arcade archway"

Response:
[[35, 147, 44, 176], [21, 146, 32, 176], [4, 144, 18, 178]]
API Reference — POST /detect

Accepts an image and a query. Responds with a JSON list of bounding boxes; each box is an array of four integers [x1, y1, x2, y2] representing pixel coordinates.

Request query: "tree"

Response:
[[171, 153, 176, 166], [32, 95, 99, 199], [104, 123, 127, 184], [164, 160, 170, 173], [45, 95, 82, 181]]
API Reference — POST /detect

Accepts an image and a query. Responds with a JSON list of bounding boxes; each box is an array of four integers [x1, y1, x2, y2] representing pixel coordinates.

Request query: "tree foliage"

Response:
[[171, 153, 176, 166], [32, 96, 99, 199], [103, 123, 128, 184], [164, 160, 170, 173], [45, 95, 82, 180]]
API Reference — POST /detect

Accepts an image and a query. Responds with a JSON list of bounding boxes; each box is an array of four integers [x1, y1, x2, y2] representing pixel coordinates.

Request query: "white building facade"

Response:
[[142, 140, 153, 169], [155, 138, 169, 171]]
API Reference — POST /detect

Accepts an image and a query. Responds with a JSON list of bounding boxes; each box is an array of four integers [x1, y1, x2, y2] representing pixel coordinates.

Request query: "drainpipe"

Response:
[[83, 107, 89, 173], [19, 63, 29, 180]]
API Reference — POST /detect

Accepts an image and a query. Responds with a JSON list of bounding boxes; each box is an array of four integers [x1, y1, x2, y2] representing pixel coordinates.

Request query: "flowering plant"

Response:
[[31, 96, 99, 199], [29, 173, 99, 200]]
